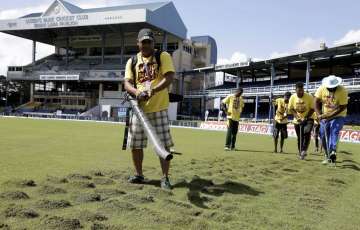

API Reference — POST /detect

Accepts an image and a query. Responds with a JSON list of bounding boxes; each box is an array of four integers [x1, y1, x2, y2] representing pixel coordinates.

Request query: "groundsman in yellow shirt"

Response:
[[288, 82, 314, 160], [272, 92, 291, 153]]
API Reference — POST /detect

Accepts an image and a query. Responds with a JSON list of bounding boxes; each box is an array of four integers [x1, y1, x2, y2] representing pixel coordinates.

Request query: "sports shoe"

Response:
[[224, 147, 231, 151], [160, 177, 172, 190], [128, 175, 145, 184], [329, 151, 337, 163], [300, 151, 306, 160]]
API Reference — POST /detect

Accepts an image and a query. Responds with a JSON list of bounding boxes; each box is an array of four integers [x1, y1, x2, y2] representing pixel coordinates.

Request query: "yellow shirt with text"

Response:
[[288, 93, 314, 124], [274, 98, 288, 124], [222, 94, 244, 121], [125, 51, 175, 113], [315, 85, 348, 118]]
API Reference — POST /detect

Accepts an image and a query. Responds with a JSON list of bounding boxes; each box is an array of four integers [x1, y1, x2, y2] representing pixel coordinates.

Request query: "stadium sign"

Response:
[[0, 10, 146, 31], [215, 62, 250, 71], [25, 15, 90, 29], [40, 75, 79, 81]]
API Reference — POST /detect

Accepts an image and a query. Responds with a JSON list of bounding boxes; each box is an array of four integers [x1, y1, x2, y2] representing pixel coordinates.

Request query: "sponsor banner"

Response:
[[200, 121, 360, 144]]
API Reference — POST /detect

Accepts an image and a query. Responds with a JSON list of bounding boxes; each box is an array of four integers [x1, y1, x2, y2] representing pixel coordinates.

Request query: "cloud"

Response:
[[269, 51, 290, 59], [0, 34, 54, 76], [269, 37, 325, 60], [217, 51, 249, 65], [294, 37, 325, 53], [334, 29, 360, 46]]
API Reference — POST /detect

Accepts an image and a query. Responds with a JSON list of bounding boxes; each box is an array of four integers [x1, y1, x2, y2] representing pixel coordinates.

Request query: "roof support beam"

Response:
[[32, 40, 36, 66], [305, 59, 311, 92], [269, 63, 275, 122]]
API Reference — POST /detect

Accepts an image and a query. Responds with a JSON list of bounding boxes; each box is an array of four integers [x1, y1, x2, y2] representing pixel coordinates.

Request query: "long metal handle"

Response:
[[128, 96, 173, 161]]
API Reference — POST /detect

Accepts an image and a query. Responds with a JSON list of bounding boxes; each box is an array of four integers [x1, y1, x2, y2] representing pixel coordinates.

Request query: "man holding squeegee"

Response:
[[314, 75, 348, 165], [124, 28, 175, 190], [272, 92, 292, 153], [288, 82, 314, 160]]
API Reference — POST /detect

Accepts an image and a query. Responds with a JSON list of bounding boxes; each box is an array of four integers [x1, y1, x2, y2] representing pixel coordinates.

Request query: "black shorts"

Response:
[[273, 122, 288, 139]]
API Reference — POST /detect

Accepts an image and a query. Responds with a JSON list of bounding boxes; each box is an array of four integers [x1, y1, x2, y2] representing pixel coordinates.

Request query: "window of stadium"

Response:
[[89, 47, 102, 56], [124, 46, 138, 55], [73, 48, 87, 56], [105, 47, 122, 55], [79, 100, 86, 105]]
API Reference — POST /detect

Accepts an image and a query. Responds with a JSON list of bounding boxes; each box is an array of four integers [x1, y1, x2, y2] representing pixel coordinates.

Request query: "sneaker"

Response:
[[322, 159, 330, 165], [161, 177, 172, 190], [128, 175, 145, 184], [329, 151, 337, 163], [224, 147, 231, 151], [300, 151, 307, 160]]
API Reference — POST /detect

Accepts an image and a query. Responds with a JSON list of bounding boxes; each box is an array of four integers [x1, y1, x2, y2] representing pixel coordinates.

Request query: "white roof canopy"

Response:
[[0, 0, 187, 43]]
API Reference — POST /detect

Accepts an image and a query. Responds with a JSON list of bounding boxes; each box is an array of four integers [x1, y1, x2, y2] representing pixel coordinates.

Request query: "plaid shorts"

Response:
[[128, 110, 174, 150]]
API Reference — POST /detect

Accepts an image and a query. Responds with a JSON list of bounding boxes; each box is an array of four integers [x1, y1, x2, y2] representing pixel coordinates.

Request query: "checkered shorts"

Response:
[[128, 110, 174, 150]]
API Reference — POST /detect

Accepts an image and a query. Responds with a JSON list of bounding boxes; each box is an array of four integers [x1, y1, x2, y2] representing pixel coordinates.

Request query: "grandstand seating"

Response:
[[24, 54, 128, 72]]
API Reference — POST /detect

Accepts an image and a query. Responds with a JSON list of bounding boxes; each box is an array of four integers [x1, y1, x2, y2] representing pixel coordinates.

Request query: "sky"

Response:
[[1, 0, 360, 75]]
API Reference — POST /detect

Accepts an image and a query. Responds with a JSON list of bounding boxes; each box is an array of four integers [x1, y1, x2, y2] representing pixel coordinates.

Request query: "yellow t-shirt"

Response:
[[222, 94, 244, 121], [125, 51, 175, 113], [274, 98, 288, 124], [288, 93, 314, 124], [314, 85, 348, 118]]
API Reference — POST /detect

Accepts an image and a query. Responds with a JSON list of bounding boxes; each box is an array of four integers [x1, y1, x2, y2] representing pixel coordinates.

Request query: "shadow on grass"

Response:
[[339, 150, 352, 155], [173, 176, 263, 209], [339, 159, 359, 164], [234, 149, 272, 154], [143, 179, 161, 188], [340, 164, 360, 171]]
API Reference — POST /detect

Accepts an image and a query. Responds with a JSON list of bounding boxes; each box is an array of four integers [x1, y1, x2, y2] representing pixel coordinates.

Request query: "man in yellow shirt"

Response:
[[124, 28, 175, 190], [272, 92, 291, 153], [288, 82, 314, 160], [314, 75, 348, 165], [221, 88, 245, 151]]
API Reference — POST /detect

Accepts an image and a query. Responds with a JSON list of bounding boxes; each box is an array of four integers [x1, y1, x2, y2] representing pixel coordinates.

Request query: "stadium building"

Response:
[[0, 0, 217, 119], [182, 42, 360, 124]]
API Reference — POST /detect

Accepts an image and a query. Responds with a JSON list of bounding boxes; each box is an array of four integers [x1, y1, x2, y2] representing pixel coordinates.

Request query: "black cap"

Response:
[[138, 28, 154, 42]]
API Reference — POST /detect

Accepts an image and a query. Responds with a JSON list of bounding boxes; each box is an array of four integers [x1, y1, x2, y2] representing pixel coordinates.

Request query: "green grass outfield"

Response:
[[0, 117, 359, 230]]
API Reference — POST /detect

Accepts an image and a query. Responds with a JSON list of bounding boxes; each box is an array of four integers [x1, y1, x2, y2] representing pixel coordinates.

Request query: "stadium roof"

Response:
[[188, 42, 360, 79], [0, 0, 187, 44]]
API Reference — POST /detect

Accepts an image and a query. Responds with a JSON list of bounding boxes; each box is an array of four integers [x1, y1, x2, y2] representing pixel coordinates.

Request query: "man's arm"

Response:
[[314, 97, 322, 116], [289, 108, 301, 121], [124, 78, 139, 96], [320, 105, 347, 120], [149, 71, 174, 97]]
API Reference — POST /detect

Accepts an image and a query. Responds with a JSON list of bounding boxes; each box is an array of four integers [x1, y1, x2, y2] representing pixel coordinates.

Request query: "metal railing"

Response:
[[185, 78, 360, 97]]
